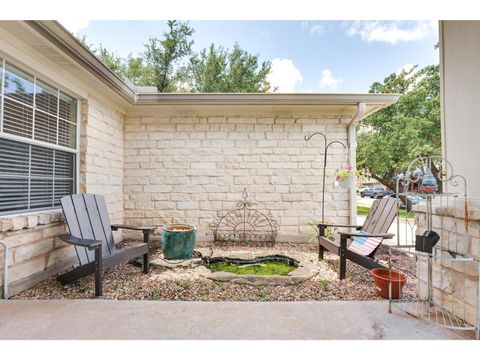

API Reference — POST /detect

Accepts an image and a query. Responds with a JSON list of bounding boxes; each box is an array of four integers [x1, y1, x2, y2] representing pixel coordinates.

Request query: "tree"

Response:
[[144, 20, 194, 92], [356, 64, 441, 192], [188, 43, 271, 92], [96, 45, 127, 79], [78, 34, 158, 86], [78, 22, 272, 93], [124, 55, 156, 86]]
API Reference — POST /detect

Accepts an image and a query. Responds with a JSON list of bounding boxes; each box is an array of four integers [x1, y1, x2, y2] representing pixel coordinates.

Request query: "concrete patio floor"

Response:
[[0, 300, 475, 340]]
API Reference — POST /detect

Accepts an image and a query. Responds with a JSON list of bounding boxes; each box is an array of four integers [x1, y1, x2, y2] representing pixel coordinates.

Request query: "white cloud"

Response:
[[397, 64, 415, 74], [309, 24, 324, 36], [301, 21, 309, 31], [396, 64, 425, 91], [267, 58, 303, 93], [301, 21, 325, 36], [319, 69, 342, 89], [396, 64, 417, 78], [260, 30, 271, 38], [60, 19, 90, 34], [345, 21, 436, 44]]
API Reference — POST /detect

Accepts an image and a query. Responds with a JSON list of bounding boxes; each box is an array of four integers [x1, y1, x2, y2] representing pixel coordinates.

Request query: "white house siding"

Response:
[[440, 21, 480, 199]]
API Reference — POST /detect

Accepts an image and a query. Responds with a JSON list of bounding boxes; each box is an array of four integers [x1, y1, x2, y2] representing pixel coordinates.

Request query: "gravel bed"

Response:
[[13, 242, 417, 301]]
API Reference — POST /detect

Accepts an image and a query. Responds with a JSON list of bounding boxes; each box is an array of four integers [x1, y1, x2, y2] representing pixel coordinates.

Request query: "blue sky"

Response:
[[67, 20, 439, 93]]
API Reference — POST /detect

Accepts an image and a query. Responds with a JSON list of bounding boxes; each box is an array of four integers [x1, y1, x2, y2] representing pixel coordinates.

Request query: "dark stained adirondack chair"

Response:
[[58, 194, 156, 297], [317, 197, 398, 279]]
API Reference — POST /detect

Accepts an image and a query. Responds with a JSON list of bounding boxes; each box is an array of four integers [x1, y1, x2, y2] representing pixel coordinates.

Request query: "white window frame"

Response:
[[0, 56, 80, 216]]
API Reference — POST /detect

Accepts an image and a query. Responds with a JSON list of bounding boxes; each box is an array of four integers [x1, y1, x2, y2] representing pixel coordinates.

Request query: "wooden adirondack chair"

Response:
[[58, 194, 156, 296], [317, 197, 398, 279]]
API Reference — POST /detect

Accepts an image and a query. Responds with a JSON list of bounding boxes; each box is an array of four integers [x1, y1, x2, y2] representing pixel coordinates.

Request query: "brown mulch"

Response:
[[13, 242, 417, 301]]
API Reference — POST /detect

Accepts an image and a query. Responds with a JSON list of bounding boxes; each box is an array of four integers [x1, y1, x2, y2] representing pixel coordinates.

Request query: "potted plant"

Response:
[[306, 218, 337, 241], [162, 224, 196, 260], [334, 165, 357, 189]]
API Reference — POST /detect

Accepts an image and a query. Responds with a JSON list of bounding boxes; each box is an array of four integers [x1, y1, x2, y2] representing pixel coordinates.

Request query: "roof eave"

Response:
[[24, 21, 399, 113], [135, 93, 399, 106], [25, 20, 138, 104]]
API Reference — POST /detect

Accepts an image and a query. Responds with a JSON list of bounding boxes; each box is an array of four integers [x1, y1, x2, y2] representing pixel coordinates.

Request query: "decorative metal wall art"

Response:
[[209, 188, 279, 246]]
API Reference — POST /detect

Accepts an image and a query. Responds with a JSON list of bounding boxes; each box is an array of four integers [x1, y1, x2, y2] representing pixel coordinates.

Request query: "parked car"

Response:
[[360, 187, 390, 198], [386, 194, 426, 209]]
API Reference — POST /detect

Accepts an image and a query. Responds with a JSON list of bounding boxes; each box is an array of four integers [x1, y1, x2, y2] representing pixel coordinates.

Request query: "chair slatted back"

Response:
[[61, 194, 117, 265], [361, 197, 398, 234]]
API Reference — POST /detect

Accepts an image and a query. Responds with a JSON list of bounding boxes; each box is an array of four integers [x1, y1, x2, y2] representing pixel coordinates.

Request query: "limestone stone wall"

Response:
[[123, 115, 352, 238], [0, 211, 71, 295], [0, 96, 125, 297], [79, 97, 125, 225], [415, 202, 480, 327]]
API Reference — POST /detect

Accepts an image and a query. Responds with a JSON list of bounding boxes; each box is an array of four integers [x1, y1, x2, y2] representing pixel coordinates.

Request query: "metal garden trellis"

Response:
[[304, 132, 348, 223], [389, 156, 480, 339], [209, 188, 279, 246]]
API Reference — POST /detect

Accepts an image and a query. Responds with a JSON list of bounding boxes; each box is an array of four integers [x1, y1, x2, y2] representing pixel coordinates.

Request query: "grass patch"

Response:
[[320, 279, 330, 290], [357, 205, 414, 219], [207, 260, 297, 276], [357, 204, 371, 216]]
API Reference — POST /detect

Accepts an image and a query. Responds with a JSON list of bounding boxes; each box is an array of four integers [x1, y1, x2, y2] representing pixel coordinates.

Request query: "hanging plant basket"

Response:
[[335, 166, 358, 189], [339, 176, 356, 189]]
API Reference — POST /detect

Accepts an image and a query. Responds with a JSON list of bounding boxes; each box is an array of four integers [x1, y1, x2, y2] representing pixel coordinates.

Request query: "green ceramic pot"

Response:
[[162, 224, 196, 260]]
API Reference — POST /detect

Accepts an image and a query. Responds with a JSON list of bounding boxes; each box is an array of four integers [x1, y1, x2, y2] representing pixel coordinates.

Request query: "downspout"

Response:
[[348, 102, 366, 225], [0, 240, 7, 299]]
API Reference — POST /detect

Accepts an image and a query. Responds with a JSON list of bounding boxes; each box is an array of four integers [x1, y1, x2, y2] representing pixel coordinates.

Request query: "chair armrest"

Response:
[[338, 231, 394, 239], [59, 234, 102, 250], [111, 224, 157, 232], [318, 223, 362, 229]]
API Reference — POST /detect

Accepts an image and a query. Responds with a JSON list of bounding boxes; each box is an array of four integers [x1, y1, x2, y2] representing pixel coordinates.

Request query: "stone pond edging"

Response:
[[193, 247, 319, 286]]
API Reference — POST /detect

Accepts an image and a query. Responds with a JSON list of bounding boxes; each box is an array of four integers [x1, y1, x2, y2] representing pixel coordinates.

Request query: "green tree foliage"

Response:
[[124, 56, 156, 86], [144, 20, 194, 92], [79, 36, 156, 86], [96, 46, 127, 78], [357, 64, 441, 191], [188, 43, 271, 92], [78, 21, 272, 93]]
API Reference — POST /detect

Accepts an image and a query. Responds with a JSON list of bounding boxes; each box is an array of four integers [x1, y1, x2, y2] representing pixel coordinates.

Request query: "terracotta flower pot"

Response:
[[371, 268, 407, 299]]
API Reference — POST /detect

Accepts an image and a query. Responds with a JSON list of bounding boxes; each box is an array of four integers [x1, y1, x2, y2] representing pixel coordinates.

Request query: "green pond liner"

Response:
[[205, 255, 298, 276]]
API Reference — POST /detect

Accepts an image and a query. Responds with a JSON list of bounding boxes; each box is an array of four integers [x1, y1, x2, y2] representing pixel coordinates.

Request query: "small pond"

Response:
[[205, 255, 298, 276]]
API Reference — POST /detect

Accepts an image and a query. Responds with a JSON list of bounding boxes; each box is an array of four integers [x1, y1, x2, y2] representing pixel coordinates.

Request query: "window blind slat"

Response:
[[0, 137, 76, 214], [34, 110, 57, 144], [59, 91, 76, 122], [0, 138, 29, 176], [53, 178, 73, 206], [35, 79, 58, 116], [0, 176, 28, 212], [30, 145, 54, 177], [2, 97, 33, 138], [0, 60, 77, 215], [58, 119, 76, 148]]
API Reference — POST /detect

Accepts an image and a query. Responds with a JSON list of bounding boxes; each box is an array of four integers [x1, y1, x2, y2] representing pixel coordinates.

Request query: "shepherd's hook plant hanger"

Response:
[[305, 132, 348, 223]]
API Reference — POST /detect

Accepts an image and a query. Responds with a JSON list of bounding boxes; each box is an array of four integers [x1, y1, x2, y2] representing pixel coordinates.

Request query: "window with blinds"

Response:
[[0, 58, 77, 215]]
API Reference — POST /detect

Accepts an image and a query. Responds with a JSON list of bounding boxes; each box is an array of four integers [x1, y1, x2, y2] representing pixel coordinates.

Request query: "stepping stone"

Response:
[[151, 257, 202, 269]]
